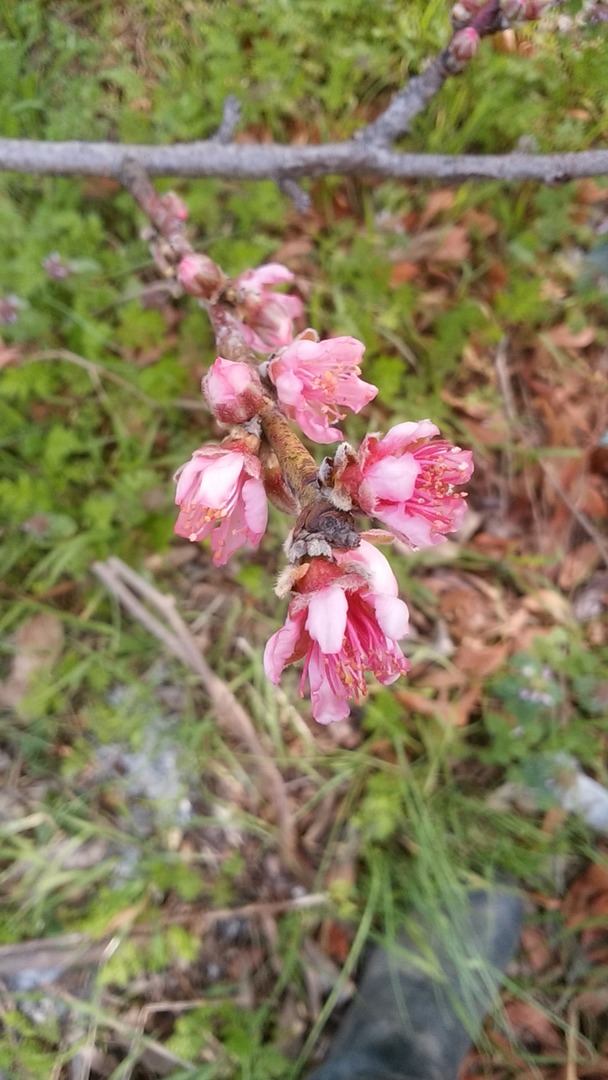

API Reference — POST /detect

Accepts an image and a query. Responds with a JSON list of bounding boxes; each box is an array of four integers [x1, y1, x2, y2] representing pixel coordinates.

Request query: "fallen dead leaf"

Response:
[[558, 541, 602, 591], [520, 925, 555, 975], [431, 225, 470, 263], [503, 998, 563, 1053], [564, 862, 608, 930], [454, 641, 510, 679], [417, 189, 456, 230], [522, 590, 572, 624], [460, 208, 499, 237], [389, 261, 419, 286], [576, 179, 608, 204], [0, 612, 64, 710], [547, 324, 596, 351]]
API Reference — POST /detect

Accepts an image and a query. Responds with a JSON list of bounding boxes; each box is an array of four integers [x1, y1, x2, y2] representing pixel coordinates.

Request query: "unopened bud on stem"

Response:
[[178, 253, 226, 299], [449, 26, 481, 66]]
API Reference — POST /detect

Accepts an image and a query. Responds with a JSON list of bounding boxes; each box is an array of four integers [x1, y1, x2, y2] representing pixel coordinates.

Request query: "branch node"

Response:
[[277, 177, 312, 213]]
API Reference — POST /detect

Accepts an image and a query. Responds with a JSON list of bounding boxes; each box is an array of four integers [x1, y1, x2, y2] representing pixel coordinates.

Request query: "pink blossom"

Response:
[[203, 357, 264, 424], [349, 420, 474, 549], [233, 264, 303, 352], [267, 335, 378, 443], [264, 544, 410, 724], [174, 443, 268, 566]]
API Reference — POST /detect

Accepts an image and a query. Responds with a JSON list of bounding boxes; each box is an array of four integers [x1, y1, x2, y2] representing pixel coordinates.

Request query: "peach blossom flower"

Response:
[[351, 420, 474, 548], [267, 335, 377, 443], [174, 443, 267, 565], [264, 542, 410, 724], [233, 264, 303, 351]]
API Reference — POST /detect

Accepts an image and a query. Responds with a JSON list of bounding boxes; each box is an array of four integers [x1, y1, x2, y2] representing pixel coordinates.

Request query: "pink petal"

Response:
[[306, 586, 347, 654], [306, 650, 351, 724], [197, 453, 243, 509], [380, 419, 439, 454], [317, 336, 365, 366], [281, 295, 304, 318], [245, 263, 295, 288], [336, 540, 398, 596], [311, 680, 351, 724], [365, 455, 419, 502], [371, 594, 410, 641], [264, 615, 304, 682], [271, 367, 304, 406], [295, 411, 341, 444], [376, 505, 436, 549], [241, 477, 268, 539]]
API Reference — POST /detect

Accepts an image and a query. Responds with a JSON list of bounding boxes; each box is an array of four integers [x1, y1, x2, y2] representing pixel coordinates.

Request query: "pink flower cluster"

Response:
[[173, 258, 473, 724]]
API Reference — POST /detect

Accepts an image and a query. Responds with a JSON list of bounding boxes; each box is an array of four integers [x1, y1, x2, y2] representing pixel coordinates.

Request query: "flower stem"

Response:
[[259, 401, 319, 504]]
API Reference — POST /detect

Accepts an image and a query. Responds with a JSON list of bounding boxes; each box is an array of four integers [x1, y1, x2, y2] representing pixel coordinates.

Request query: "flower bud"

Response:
[[202, 357, 265, 425], [160, 191, 189, 222], [178, 254, 226, 298], [450, 26, 481, 65]]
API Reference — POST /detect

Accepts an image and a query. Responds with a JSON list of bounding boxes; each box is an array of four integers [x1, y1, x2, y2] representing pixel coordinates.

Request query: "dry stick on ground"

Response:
[[0, 894, 328, 984], [92, 557, 299, 868]]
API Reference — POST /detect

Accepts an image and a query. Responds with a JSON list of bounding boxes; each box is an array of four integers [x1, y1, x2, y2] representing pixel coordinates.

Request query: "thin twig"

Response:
[[0, 893, 328, 982], [357, 55, 450, 147], [92, 557, 299, 867], [211, 95, 243, 144], [277, 177, 312, 213], [566, 1000, 579, 1080], [1, 138, 607, 183], [23, 349, 207, 411]]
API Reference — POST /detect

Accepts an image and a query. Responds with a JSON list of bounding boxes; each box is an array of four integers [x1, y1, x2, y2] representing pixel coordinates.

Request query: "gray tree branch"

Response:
[[1, 137, 607, 183]]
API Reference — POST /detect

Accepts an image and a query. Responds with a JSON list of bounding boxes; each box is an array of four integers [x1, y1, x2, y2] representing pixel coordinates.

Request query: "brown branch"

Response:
[[1, 138, 607, 183]]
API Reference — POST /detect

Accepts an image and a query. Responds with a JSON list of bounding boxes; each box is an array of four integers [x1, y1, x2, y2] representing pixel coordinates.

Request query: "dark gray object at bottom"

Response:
[[306, 888, 524, 1080]]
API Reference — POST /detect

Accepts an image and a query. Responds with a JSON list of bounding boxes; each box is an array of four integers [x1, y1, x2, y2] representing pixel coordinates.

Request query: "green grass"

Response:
[[1, 0, 608, 1076]]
